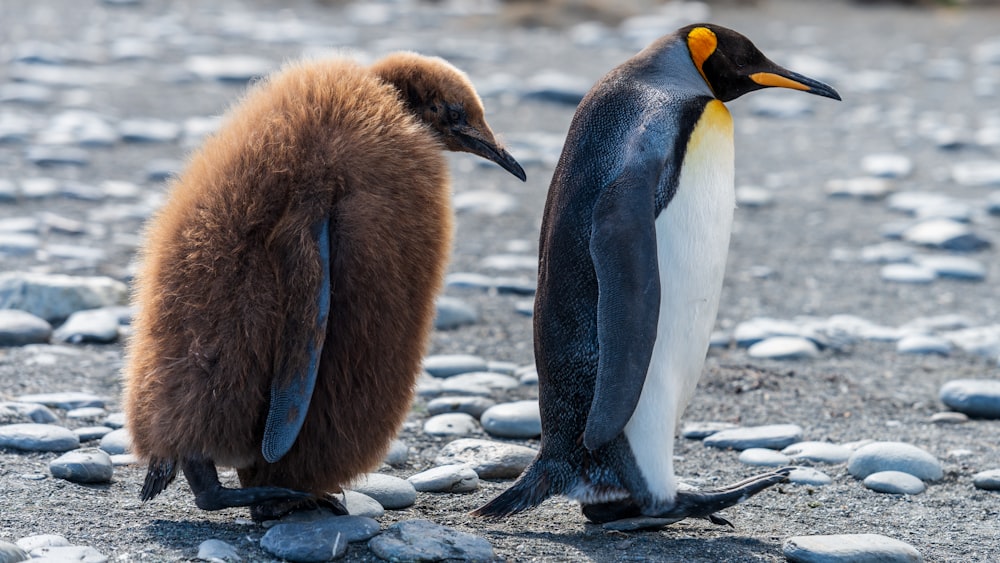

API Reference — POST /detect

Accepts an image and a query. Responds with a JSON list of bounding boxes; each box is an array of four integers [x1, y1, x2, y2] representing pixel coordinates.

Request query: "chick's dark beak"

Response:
[[455, 127, 527, 182], [750, 67, 841, 101]]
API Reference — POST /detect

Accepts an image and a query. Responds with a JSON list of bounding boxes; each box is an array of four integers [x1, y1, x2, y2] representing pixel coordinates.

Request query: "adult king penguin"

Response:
[[125, 52, 525, 521], [474, 24, 839, 527]]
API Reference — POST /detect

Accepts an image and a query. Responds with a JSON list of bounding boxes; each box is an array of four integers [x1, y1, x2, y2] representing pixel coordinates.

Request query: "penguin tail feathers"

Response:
[[140, 458, 178, 501], [471, 461, 555, 519]]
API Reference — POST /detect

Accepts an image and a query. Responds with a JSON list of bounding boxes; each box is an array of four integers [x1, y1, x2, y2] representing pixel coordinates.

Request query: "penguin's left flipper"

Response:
[[583, 156, 663, 451], [261, 218, 333, 464]]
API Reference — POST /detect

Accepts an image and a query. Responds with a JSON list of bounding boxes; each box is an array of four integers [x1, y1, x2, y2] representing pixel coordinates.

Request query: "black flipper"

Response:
[[261, 218, 332, 463], [140, 458, 179, 501], [181, 457, 315, 514], [471, 460, 556, 518]]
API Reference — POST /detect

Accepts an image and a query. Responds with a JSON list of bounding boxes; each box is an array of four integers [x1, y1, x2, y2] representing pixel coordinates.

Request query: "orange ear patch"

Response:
[[687, 27, 718, 84]]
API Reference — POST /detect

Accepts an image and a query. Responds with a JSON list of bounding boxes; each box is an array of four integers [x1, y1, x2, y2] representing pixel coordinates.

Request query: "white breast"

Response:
[[623, 100, 735, 506]]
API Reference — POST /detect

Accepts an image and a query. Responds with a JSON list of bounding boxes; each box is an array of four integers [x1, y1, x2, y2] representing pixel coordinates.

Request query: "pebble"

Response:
[[951, 160, 1000, 187], [972, 469, 1000, 491], [25, 145, 90, 167], [26, 546, 107, 562], [902, 219, 990, 251], [863, 470, 926, 494], [681, 421, 739, 439], [787, 467, 833, 486], [703, 424, 804, 451], [0, 233, 40, 256], [111, 454, 138, 466], [738, 448, 791, 467], [441, 372, 520, 395], [847, 441, 943, 481], [445, 272, 536, 295], [747, 337, 819, 360], [66, 407, 106, 420], [861, 153, 913, 178], [0, 423, 79, 452], [98, 428, 131, 455], [783, 534, 923, 562], [913, 255, 986, 281], [480, 254, 538, 271], [343, 490, 384, 518], [104, 412, 125, 428], [368, 519, 495, 563], [49, 448, 113, 484], [941, 325, 1000, 360], [383, 439, 408, 466], [781, 442, 852, 464], [423, 412, 479, 436], [422, 354, 488, 378], [52, 308, 121, 344], [929, 411, 968, 424], [749, 92, 814, 118], [732, 317, 811, 347], [145, 158, 181, 182], [480, 400, 541, 439], [349, 473, 416, 509], [825, 177, 894, 199], [0, 273, 128, 322], [260, 516, 379, 562], [186, 55, 273, 82], [435, 438, 538, 479], [735, 185, 774, 207], [0, 309, 53, 346], [896, 335, 951, 356], [118, 118, 181, 143], [0, 402, 58, 424], [196, 539, 240, 562], [15, 535, 69, 552], [426, 396, 496, 419], [880, 263, 936, 284], [453, 190, 517, 215], [434, 296, 478, 330], [939, 379, 1000, 418], [516, 365, 538, 385], [73, 426, 113, 441], [0, 542, 28, 563], [407, 464, 479, 493]]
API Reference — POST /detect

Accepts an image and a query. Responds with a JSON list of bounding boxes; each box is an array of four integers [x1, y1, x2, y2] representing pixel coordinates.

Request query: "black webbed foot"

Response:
[[180, 457, 316, 517], [250, 492, 349, 522], [581, 499, 641, 524]]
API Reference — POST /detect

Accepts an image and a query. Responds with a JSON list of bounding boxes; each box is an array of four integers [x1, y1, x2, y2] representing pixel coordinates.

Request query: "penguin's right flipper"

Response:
[[583, 159, 663, 452], [181, 457, 315, 513], [261, 218, 332, 464]]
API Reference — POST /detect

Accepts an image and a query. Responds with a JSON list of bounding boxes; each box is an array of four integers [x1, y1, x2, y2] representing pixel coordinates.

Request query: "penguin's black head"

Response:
[[681, 24, 841, 103]]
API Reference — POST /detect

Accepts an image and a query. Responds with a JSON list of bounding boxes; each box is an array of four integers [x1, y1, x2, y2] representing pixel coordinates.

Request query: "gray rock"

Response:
[[941, 325, 1000, 361], [902, 219, 990, 251], [0, 423, 79, 452], [681, 421, 740, 439], [516, 365, 538, 385], [104, 412, 126, 428], [738, 448, 791, 467], [25, 145, 90, 167], [861, 153, 913, 179], [880, 263, 936, 284], [383, 439, 408, 466], [27, 546, 107, 562], [186, 55, 273, 83], [434, 296, 478, 330], [435, 438, 538, 479], [989, 192, 1000, 216], [368, 519, 495, 563], [349, 473, 416, 509], [422, 354, 488, 378], [445, 272, 536, 295], [426, 396, 496, 419], [939, 379, 1000, 418], [929, 411, 968, 424], [0, 402, 58, 423], [0, 542, 29, 563], [49, 448, 113, 484], [480, 254, 538, 271], [196, 539, 240, 562], [15, 535, 69, 552], [480, 400, 541, 439], [782, 442, 852, 464], [261, 516, 379, 562], [703, 424, 804, 451], [914, 255, 986, 281], [951, 160, 1000, 187], [787, 467, 833, 486], [735, 186, 774, 207], [783, 534, 922, 562], [749, 92, 814, 118], [747, 337, 819, 360], [0, 310, 52, 345], [453, 190, 517, 215], [441, 372, 519, 395], [825, 177, 894, 199], [74, 426, 113, 441], [847, 442, 942, 481], [66, 407, 106, 420], [145, 158, 181, 182], [423, 413, 479, 437], [53, 308, 120, 344], [0, 273, 127, 322], [0, 234, 40, 257], [863, 471, 926, 494], [343, 490, 384, 518], [110, 454, 138, 466], [98, 428, 131, 455], [118, 118, 181, 143], [407, 464, 479, 493], [38, 111, 117, 147], [896, 335, 951, 356], [972, 469, 1000, 491], [732, 317, 807, 347]]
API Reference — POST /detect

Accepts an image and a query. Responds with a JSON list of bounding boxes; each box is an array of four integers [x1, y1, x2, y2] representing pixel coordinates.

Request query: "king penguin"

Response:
[[124, 52, 525, 521], [474, 24, 839, 526]]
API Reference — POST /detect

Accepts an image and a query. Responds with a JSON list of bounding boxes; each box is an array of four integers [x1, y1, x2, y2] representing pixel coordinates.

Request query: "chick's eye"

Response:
[[448, 109, 461, 122]]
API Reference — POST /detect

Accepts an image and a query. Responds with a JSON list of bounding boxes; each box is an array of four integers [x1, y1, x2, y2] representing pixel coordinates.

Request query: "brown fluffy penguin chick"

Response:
[[124, 52, 525, 521]]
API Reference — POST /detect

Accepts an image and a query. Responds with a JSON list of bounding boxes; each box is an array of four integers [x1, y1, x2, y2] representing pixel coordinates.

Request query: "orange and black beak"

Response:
[[750, 68, 841, 101]]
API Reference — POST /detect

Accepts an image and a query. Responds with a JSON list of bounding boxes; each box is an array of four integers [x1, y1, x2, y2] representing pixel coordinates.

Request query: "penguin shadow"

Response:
[[143, 517, 247, 551]]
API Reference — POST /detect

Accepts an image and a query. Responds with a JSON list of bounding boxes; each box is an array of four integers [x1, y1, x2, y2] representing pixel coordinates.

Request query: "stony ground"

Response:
[[1, 0, 999, 561]]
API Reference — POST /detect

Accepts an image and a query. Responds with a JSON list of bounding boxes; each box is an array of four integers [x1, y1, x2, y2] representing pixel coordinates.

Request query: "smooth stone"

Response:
[[896, 335, 951, 356], [383, 439, 408, 466], [66, 407, 106, 420], [0, 273, 128, 322], [861, 153, 913, 178], [929, 411, 968, 424], [517, 365, 538, 385], [940, 325, 1000, 360], [939, 379, 1000, 418], [703, 424, 804, 451], [880, 263, 935, 284], [407, 464, 479, 493], [15, 535, 69, 552], [912, 201, 974, 223], [453, 190, 517, 215], [480, 400, 541, 439], [27, 546, 107, 562], [972, 469, 1000, 490], [426, 396, 496, 419], [749, 92, 813, 118], [733, 318, 812, 347], [343, 490, 384, 518], [196, 539, 240, 562], [434, 297, 478, 330], [110, 453, 138, 466], [422, 354, 488, 378], [863, 471, 926, 494], [25, 145, 90, 167], [118, 118, 181, 143], [901, 313, 973, 333], [788, 467, 833, 486], [480, 254, 538, 271], [423, 413, 479, 437], [0, 82, 53, 104], [738, 448, 791, 467], [445, 272, 536, 295], [0, 233, 40, 256], [49, 448, 113, 484], [38, 111, 117, 147], [0, 542, 29, 563], [261, 516, 379, 562], [368, 519, 495, 563], [435, 438, 538, 479], [145, 158, 181, 182], [74, 426, 113, 441], [825, 177, 893, 199], [515, 299, 534, 316], [104, 412, 125, 428], [747, 337, 819, 360], [186, 55, 273, 82], [951, 160, 1000, 187], [989, 192, 1000, 215], [0, 310, 52, 346], [783, 534, 923, 562], [349, 473, 416, 509], [782, 442, 852, 464], [52, 308, 121, 344], [735, 185, 774, 207], [914, 255, 985, 280], [847, 442, 942, 481], [0, 402, 58, 423], [98, 428, 131, 454], [441, 372, 519, 393], [0, 423, 79, 452], [902, 219, 990, 251], [681, 421, 740, 439]]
